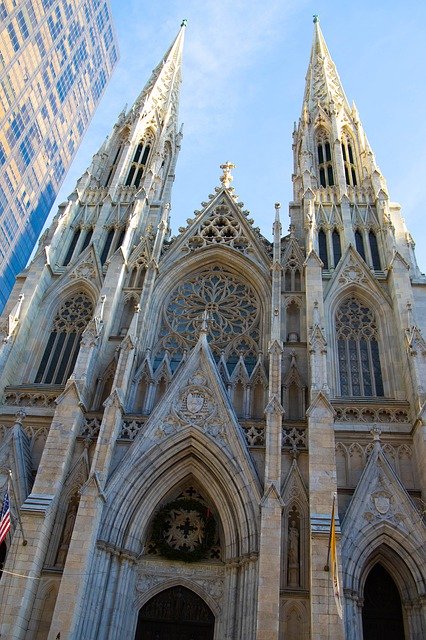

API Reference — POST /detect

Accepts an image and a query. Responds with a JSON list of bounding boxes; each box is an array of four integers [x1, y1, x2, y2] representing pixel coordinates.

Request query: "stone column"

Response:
[[0, 382, 85, 640], [307, 393, 345, 640], [46, 387, 127, 639], [256, 205, 284, 640]]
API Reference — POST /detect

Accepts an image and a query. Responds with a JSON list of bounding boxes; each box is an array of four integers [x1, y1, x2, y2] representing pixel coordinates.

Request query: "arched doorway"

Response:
[[362, 563, 405, 640], [135, 585, 215, 640]]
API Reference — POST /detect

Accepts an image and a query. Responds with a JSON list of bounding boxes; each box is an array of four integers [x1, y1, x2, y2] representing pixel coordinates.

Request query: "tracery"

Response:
[[153, 266, 261, 371], [336, 297, 384, 397]]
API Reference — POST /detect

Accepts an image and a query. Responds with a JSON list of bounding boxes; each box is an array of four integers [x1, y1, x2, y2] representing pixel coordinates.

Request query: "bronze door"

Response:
[[135, 586, 215, 640]]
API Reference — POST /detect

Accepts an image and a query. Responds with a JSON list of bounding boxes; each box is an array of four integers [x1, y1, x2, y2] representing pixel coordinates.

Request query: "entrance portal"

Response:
[[135, 585, 215, 640], [362, 563, 405, 640]]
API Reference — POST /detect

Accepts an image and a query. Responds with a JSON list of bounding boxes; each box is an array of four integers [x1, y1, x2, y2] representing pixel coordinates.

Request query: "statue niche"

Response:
[[287, 506, 301, 588], [55, 494, 79, 568]]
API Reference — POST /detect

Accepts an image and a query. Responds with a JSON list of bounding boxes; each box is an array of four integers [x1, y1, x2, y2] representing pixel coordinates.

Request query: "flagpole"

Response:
[[324, 493, 335, 572], [8, 470, 27, 546]]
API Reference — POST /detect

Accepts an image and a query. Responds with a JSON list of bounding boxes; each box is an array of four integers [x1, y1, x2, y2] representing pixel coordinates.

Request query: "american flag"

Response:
[[0, 488, 11, 545]]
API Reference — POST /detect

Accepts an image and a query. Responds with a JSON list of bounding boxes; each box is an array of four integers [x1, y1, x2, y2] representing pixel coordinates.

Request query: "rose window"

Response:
[[153, 267, 261, 367]]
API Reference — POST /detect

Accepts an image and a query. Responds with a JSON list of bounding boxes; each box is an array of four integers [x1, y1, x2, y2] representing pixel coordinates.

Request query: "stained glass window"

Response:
[[35, 292, 93, 384], [336, 297, 384, 397]]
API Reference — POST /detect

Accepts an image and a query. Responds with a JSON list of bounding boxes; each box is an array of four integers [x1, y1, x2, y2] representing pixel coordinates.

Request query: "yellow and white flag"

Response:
[[330, 494, 343, 619]]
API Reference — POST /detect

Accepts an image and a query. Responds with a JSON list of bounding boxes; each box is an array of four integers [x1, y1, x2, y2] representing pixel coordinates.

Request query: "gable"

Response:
[[324, 245, 392, 307], [106, 333, 262, 498], [161, 187, 272, 271]]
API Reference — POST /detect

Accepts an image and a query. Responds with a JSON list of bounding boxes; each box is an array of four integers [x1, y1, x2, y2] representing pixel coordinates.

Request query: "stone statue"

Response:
[[288, 519, 300, 587], [288, 520, 299, 564]]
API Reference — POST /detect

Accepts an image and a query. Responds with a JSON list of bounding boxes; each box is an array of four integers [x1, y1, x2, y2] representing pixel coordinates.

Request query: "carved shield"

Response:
[[374, 494, 390, 515], [186, 392, 205, 414]]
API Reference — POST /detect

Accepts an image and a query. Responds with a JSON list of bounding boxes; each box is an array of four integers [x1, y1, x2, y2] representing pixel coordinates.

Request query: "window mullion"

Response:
[[325, 228, 333, 269], [356, 339, 363, 396], [362, 228, 373, 268], [52, 332, 70, 384], [367, 341, 376, 396], [41, 334, 59, 382], [346, 340, 352, 396]]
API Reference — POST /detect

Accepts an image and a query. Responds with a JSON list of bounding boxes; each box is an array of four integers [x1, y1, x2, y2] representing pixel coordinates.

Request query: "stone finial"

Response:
[[14, 409, 26, 425], [313, 14, 319, 23], [199, 309, 210, 335], [219, 162, 236, 189], [406, 301, 414, 329], [371, 425, 382, 449], [181, 18, 188, 27], [313, 300, 320, 326]]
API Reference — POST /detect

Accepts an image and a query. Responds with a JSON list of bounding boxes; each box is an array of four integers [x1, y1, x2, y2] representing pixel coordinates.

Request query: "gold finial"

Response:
[[219, 161, 236, 189]]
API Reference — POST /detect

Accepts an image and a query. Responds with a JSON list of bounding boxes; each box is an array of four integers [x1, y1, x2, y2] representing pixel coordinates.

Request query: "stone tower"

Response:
[[0, 18, 425, 640]]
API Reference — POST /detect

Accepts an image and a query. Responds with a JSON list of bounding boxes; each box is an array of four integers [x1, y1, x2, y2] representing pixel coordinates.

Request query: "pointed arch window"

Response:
[[341, 134, 357, 186], [63, 228, 81, 266], [317, 132, 334, 187], [369, 230, 381, 270], [63, 227, 94, 266], [125, 137, 151, 188], [100, 226, 126, 265], [355, 229, 366, 261], [34, 292, 94, 384], [336, 297, 384, 397], [318, 229, 328, 268], [104, 143, 123, 188], [332, 229, 342, 265], [318, 227, 341, 269]]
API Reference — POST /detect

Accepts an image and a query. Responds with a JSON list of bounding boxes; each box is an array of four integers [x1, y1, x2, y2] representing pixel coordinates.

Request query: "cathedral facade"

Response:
[[0, 18, 425, 640]]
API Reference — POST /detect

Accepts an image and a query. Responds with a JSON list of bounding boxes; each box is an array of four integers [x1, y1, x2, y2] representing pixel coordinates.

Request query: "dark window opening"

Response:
[[355, 230, 366, 261], [332, 229, 341, 266], [369, 231, 381, 270], [63, 228, 80, 265], [100, 229, 114, 264], [318, 229, 328, 269]]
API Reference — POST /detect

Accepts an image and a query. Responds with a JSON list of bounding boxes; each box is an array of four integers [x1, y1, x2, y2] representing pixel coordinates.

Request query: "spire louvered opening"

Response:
[[316, 130, 334, 187], [125, 136, 152, 188], [341, 133, 357, 186]]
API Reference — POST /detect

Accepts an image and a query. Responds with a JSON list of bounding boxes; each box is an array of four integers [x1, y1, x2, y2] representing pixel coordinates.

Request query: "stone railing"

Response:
[[80, 415, 146, 441], [240, 421, 308, 451], [332, 400, 411, 424], [3, 385, 62, 408]]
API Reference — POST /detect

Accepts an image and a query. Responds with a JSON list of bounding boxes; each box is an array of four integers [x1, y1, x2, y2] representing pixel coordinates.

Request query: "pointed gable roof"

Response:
[[341, 440, 425, 571], [104, 329, 262, 509], [162, 172, 272, 271], [324, 245, 392, 306]]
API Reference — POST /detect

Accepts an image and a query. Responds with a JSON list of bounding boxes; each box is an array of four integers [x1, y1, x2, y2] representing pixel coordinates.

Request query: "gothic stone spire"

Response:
[[303, 16, 350, 117]]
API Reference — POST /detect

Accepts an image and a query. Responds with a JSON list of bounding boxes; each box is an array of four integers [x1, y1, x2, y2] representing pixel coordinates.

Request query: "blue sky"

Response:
[[49, 0, 426, 271]]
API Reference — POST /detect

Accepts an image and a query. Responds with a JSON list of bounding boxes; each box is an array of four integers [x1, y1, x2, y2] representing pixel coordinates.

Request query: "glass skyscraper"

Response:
[[0, 0, 118, 310]]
